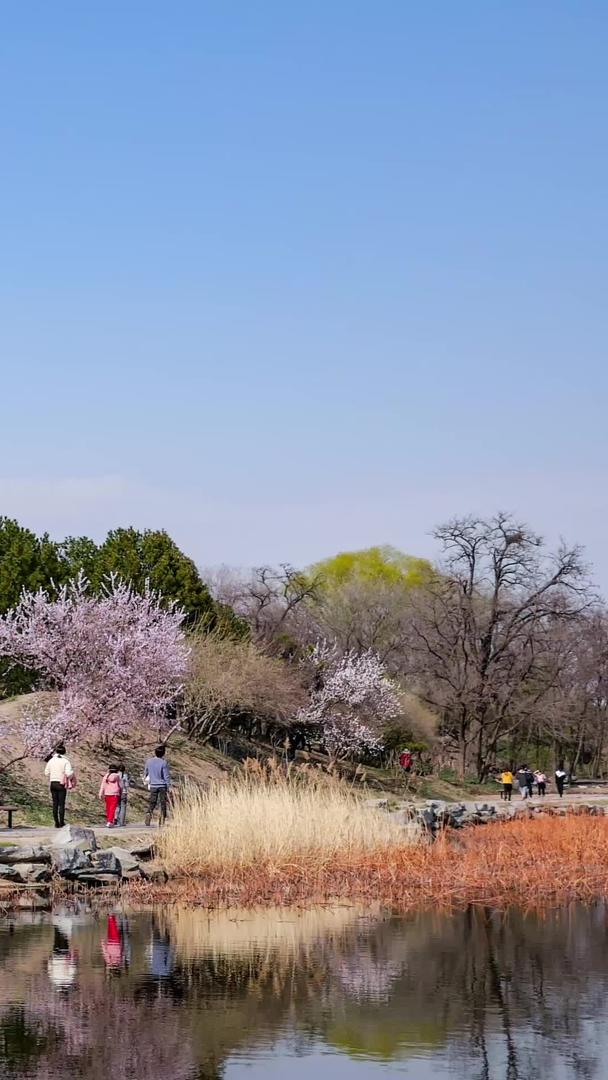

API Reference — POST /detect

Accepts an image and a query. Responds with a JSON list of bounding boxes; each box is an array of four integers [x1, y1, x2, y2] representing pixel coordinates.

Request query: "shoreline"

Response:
[[3, 808, 608, 916], [123, 811, 608, 914]]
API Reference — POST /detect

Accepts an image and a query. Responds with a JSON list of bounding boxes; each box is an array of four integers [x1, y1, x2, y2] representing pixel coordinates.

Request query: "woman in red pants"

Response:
[[99, 766, 121, 828]]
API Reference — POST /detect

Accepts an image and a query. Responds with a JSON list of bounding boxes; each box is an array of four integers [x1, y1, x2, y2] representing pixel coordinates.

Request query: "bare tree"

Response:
[[208, 564, 323, 651], [407, 513, 593, 779], [531, 611, 608, 776]]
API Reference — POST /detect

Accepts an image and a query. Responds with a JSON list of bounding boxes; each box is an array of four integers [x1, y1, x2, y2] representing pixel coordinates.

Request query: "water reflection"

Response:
[[0, 903, 606, 1077]]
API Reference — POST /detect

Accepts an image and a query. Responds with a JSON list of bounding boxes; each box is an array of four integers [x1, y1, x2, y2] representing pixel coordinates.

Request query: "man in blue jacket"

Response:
[[143, 745, 170, 827]]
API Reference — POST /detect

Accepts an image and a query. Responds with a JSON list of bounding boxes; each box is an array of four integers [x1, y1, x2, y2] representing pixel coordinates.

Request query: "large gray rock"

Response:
[[139, 865, 168, 884], [105, 847, 141, 874], [129, 842, 154, 861], [417, 807, 436, 830], [72, 872, 118, 887], [11, 863, 52, 884], [50, 846, 92, 877], [0, 846, 51, 865], [91, 851, 121, 875], [51, 826, 97, 852], [0, 864, 23, 882]]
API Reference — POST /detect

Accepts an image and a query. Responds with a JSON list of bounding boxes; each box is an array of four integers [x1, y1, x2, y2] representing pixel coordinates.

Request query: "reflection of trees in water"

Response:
[[0, 906, 608, 1078], [19, 988, 200, 1080]]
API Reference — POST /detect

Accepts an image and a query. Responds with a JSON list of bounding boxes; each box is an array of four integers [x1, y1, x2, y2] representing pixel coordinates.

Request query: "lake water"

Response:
[[0, 902, 606, 1078]]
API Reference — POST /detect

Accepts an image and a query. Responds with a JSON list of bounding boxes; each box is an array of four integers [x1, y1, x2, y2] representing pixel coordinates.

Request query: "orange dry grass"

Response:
[[129, 813, 608, 911]]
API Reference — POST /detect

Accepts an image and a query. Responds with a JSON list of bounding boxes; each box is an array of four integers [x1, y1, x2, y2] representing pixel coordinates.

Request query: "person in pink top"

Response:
[[99, 766, 121, 827]]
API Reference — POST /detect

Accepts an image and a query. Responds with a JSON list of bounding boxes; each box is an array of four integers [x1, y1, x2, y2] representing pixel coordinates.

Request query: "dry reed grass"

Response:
[[157, 774, 418, 875], [137, 811, 608, 912]]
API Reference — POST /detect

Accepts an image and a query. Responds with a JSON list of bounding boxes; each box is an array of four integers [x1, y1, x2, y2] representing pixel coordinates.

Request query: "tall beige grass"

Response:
[[157, 775, 417, 874]]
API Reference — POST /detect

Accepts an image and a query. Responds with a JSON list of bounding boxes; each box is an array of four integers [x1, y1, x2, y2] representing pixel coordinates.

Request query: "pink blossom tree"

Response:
[[0, 573, 189, 755], [298, 642, 400, 764]]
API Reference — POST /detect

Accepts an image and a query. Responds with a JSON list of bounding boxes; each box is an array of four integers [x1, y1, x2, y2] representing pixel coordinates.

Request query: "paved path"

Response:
[[0, 822, 159, 843], [2, 789, 606, 845]]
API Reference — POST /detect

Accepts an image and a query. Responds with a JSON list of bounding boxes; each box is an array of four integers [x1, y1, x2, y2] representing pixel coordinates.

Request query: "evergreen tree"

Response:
[[0, 518, 65, 695], [57, 535, 100, 584], [96, 527, 216, 625]]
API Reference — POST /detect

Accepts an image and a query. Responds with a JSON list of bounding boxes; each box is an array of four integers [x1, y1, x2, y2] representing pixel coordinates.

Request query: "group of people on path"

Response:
[[497, 765, 569, 802], [44, 745, 171, 829]]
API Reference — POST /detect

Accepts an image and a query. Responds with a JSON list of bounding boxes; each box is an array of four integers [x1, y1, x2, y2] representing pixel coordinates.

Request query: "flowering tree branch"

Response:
[[0, 573, 189, 755], [297, 642, 399, 762]]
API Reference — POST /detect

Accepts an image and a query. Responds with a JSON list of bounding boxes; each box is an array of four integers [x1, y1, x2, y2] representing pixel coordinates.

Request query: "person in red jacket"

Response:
[[99, 766, 121, 827], [399, 748, 412, 772]]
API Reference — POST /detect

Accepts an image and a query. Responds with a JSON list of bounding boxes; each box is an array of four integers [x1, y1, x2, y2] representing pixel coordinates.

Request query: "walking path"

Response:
[[2, 789, 606, 846], [0, 822, 158, 843]]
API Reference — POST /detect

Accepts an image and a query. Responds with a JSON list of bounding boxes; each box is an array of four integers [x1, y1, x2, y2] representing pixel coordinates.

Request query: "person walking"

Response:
[[525, 767, 535, 800], [498, 768, 513, 801], [99, 766, 121, 828], [114, 763, 130, 827], [534, 770, 547, 797], [44, 745, 74, 828], [555, 765, 567, 799], [515, 766, 529, 799], [143, 746, 170, 827]]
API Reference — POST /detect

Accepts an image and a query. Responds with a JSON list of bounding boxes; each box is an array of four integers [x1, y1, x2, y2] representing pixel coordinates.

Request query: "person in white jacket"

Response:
[[44, 746, 74, 828]]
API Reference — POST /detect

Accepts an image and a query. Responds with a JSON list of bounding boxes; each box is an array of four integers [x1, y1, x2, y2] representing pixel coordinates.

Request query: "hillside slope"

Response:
[[0, 694, 227, 826], [0, 694, 496, 827]]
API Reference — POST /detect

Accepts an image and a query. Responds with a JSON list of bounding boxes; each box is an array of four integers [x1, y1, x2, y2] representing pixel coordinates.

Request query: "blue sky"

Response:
[[1, 3, 607, 584]]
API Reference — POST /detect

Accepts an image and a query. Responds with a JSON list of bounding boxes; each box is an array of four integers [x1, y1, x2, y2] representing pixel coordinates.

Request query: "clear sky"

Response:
[[1, 3, 607, 585]]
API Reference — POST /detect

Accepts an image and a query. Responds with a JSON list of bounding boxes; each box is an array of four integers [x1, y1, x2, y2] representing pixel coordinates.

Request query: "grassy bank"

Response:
[[133, 808, 608, 911]]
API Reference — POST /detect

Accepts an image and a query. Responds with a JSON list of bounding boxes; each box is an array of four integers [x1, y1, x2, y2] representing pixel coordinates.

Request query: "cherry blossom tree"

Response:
[[298, 642, 400, 763], [0, 573, 189, 752]]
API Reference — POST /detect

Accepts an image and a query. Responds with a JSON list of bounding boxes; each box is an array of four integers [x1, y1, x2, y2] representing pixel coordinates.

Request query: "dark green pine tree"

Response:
[[0, 517, 66, 695], [96, 526, 217, 626]]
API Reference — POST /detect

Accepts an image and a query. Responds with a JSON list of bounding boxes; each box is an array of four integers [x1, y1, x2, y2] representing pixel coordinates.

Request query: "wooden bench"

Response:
[[0, 806, 19, 829]]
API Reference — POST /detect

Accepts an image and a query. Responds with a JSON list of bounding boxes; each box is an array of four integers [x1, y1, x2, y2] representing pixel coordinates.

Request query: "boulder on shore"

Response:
[[11, 863, 52, 884], [105, 847, 141, 874], [0, 846, 51, 865], [50, 846, 92, 877], [51, 826, 97, 852], [90, 850, 121, 875]]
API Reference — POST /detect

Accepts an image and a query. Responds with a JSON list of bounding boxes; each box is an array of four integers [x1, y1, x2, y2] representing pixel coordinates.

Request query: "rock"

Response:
[[74, 872, 120, 887], [120, 867, 143, 881], [51, 826, 97, 852], [90, 851, 121, 875], [417, 807, 436, 831], [105, 847, 141, 874], [0, 846, 51, 865], [363, 798, 389, 811], [0, 864, 22, 882], [139, 865, 168, 884], [128, 842, 154, 861], [15, 891, 51, 911], [11, 863, 52, 885], [50, 846, 92, 877]]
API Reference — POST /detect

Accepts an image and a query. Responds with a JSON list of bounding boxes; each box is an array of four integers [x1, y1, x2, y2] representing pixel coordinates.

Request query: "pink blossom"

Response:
[[298, 642, 399, 760], [0, 573, 189, 750]]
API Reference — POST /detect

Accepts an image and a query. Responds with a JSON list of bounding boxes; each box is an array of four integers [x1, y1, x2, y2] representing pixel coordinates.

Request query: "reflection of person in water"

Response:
[[102, 914, 124, 969], [147, 929, 174, 979], [47, 926, 77, 990]]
